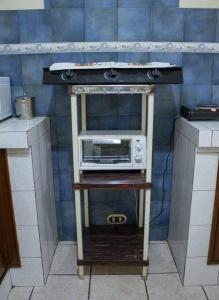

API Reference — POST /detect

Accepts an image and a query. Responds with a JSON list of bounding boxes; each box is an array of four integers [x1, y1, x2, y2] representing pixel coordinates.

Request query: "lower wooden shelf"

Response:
[[77, 226, 148, 266], [73, 171, 152, 190]]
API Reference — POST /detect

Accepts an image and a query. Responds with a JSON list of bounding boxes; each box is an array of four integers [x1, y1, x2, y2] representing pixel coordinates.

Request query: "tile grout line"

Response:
[[144, 279, 150, 300], [87, 267, 92, 300], [148, 272, 178, 275], [29, 287, 34, 300], [201, 286, 209, 300], [49, 273, 78, 276]]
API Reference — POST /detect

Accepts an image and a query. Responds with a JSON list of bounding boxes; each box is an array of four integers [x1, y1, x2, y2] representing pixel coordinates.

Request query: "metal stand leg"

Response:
[[142, 93, 154, 279], [71, 94, 84, 278], [139, 94, 147, 227], [81, 94, 90, 228]]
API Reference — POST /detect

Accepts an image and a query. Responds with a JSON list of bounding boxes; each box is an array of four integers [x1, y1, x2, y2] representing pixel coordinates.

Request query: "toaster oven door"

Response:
[[81, 138, 131, 166]]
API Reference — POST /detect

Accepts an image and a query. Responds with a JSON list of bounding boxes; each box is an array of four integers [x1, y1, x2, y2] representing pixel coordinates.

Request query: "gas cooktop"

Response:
[[43, 62, 183, 85]]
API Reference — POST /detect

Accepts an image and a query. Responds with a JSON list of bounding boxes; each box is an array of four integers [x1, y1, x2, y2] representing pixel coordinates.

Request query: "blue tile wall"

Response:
[[19, 10, 53, 43], [85, 0, 117, 8], [0, 1, 218, 241], [50, 0, 84, 8], [51, 8, 85, 42], [21, 54, 53, 85], [151, 4, 184, 42], [0, 56, 22, 85], [0, 12, 20, 43], [85, 8, 118, 41], [184, 10, 217, 42], [118, 8, 151, 41]]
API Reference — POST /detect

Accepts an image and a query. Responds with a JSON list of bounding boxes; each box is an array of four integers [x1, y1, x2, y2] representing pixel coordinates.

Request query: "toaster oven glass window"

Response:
[[82, 139, 131, 164]]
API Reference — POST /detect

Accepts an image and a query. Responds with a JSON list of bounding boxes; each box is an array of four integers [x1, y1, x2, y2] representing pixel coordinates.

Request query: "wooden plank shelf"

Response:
[[77, 226, 149, 266], [73, 171, 152, 190]]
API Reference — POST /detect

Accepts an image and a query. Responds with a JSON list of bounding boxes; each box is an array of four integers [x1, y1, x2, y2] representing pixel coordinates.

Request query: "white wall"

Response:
[[180, 0, 219, 8], [0, 0, 44, 10]]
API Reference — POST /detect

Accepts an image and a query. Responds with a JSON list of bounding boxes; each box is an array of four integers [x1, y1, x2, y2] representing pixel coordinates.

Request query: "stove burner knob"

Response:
[[135, 143, 142, 152], [105, 68, 118, 80], [135, 155, 142, 163], [61, 69, 76, 80], [150, 68, 161, 79]]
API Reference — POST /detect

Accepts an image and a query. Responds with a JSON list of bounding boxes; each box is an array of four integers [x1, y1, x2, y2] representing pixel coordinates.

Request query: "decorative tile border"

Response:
[[1, 42, 219, 55]]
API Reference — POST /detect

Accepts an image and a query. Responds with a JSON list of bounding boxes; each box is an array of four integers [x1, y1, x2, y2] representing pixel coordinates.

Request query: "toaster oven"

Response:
[[78, 130, 146, 170]]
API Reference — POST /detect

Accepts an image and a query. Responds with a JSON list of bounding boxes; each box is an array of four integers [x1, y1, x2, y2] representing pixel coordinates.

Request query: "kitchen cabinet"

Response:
[[168, 118, 219, 286], [0, 0, 48, 10], [0, 117, 57, 287]]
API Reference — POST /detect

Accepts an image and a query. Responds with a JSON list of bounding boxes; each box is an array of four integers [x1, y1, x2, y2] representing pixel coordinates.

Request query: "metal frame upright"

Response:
[[70, 84, 154, 278]]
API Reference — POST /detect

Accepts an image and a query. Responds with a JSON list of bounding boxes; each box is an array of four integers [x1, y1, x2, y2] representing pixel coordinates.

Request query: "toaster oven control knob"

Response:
[[150, 68, 161, 79], [135, 155, 142, 163], [105, 68, 118, 80], [135, 143, 142, 152], [61, 69, 76, 80]]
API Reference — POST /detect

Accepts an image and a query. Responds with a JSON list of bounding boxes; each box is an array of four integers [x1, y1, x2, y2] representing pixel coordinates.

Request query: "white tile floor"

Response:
[[7, 241, 219, 300]]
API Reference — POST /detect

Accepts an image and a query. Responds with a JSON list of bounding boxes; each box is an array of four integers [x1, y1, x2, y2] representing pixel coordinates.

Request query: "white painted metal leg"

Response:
[[81, 94, 87, 130], [81, 94, 90, 228], [142, 92, 154, 278], [139, 94, 147, 227], [71, 94, 84, 278]]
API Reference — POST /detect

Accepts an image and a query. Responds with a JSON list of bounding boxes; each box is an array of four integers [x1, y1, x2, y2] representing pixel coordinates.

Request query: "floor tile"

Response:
[[146, 274, 206, 300], [90, 275, 148, 300], [148, 242, 177, 274], [31, 275, 89, 300], [203, 285, 219, 300], [7, 287, 33, 300], [49, 244, 78, 275], [59, 241, 76, 245]]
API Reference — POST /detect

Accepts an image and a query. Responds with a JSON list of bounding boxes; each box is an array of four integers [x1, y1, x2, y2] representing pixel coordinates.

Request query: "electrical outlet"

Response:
[[107, 214, 127, 225]]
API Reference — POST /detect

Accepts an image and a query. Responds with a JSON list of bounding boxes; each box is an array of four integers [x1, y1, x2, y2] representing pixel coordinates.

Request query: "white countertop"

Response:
[[0, 117, 49, 149], [176, 117, 219, 148]]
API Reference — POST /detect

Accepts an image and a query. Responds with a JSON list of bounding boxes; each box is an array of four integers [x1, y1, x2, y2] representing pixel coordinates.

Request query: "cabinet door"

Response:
[[0, 248, 6, 283], [208, 162, 219, 264], [0, 149, 20, 281]]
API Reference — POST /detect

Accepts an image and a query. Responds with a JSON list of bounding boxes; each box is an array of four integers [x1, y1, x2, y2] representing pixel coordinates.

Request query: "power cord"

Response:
[[149, 116, 179, 225]]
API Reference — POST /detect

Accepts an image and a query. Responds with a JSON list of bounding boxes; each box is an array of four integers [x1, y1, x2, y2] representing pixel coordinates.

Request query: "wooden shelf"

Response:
[[73, 171, 152, 190], [77, 225, 148, 266]]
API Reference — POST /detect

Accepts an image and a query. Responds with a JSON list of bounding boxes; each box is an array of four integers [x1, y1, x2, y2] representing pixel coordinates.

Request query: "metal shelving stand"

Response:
[[70, 84, 154, 279]]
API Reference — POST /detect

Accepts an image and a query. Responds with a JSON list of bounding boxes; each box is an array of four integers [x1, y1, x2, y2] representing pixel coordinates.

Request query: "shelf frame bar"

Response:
[[142, 92, 154, 278], [70, 84, 154, 278], [81, 94, 89, 228], [71, 94, 84, 278], [139, 94, 147, 228]]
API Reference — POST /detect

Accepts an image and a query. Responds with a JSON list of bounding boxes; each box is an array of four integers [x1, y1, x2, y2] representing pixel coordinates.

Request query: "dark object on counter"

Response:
[[181, 105, 219, 121], [43, 66, 183, 85]]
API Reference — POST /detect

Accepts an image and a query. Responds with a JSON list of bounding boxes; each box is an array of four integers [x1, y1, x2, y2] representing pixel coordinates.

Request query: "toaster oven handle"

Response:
[[92, 139, 121, 145]]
